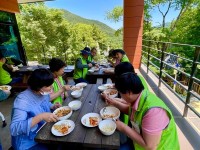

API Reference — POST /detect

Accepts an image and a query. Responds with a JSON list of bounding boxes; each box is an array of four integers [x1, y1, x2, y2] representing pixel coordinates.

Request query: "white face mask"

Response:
[[40, 90, 51, 95]]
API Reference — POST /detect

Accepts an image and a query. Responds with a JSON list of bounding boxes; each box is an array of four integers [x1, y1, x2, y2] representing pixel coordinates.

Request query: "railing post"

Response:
[[158, 43, 166, 87], [183, 47, 200, 117], [147, 40, 151, 74]]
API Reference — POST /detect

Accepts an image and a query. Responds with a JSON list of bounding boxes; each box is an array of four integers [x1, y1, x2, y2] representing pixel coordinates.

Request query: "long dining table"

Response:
[[86, 67, 115, 84], [35, 84, 120, 149]]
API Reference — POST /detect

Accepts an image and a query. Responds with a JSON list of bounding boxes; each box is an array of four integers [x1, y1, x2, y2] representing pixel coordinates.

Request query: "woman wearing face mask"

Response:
[[10, 69, 61, 150], [49, 58, 71, 104]]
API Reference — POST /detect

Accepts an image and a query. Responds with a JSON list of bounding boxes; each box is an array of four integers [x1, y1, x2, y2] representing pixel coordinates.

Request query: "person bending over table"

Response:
[[49, 58, 71, 104], [107, 49, 120, 67], [10, 69, 60, 150], [0, 52, 22, 85], [73, 48, 97, 84], [112, 49, 130, 63], [103, 73, 180, 150]]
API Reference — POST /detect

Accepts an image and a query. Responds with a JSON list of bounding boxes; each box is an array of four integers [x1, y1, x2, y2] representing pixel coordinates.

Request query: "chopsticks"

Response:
[[36, 122, 46, 133]]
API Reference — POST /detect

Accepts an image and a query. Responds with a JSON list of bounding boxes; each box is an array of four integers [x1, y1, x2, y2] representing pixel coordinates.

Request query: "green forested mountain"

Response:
[[62, 9, 116, 36]]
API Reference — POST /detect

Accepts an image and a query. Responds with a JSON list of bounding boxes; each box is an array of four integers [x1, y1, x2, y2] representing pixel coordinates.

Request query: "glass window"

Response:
[[0, 11, 26, 64]]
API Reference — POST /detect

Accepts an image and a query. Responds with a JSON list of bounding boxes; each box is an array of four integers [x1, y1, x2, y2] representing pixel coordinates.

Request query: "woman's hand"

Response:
[[101, 92, 115, 105], [51, 102, 61, 110], [116, 119, 125, 132], [88, 63, 93, 68], [63, 85, 71, 91], [40, 113, 58, 123]]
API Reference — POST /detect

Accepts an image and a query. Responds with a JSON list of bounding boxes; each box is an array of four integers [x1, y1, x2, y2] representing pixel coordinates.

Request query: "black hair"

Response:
[[115, 72, 144, 94], [91, 47, 97, 52], [112, 49, 126, 56], [108, 49, 114, 58], [49, 58, 66, 72], [27, 68, 54, 91], [115, 62, 136, 77], [84, 47, 91, 52]]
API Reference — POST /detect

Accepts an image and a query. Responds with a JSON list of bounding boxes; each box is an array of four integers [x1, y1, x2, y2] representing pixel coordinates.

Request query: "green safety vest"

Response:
[[123, 75, 149, 125], [121, 55, 130, 63], [88, 55, 93, 62], [130, 90, 180, 150], [0, 62, 12, 85], [73, 56, 88, 79], [52, 76, 65, 104]]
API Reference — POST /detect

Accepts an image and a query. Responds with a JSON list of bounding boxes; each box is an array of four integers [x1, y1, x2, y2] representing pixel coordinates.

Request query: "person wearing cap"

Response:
[[73, 47, 96, 84], [112, 49, 130, 64]]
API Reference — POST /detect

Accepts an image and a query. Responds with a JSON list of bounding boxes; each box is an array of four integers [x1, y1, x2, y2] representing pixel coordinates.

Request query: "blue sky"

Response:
[[45, 0, 123, 30], [45, 0, 179, 29]]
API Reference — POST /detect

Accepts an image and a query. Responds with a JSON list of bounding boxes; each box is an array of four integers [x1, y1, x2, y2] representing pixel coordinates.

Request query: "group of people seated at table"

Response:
[[73, 47, 130, 84], [2, 47, 180, 150]]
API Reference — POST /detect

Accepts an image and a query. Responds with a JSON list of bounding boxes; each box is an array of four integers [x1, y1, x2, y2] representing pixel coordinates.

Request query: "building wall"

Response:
[[123, 0, 144, 69]]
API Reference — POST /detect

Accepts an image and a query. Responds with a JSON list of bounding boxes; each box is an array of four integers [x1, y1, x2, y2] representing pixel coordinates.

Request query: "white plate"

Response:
[[76, 82, 87, 88], [51, 120, 75, 136], [0, 85, 12, 91], [53, 106, 72, 120], [81, 113, 102, 127], [100, 106, 120, 120]]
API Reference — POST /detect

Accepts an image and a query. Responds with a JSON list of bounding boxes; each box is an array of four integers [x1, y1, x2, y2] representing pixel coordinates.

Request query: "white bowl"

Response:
[[68, 100, 82, 111], [100, 106, 120, 120], [98, 85, 108, 92], [76, 82, 87, 88], [98, 120, 116, 136], [53, 106, 72, 120], [88, 69, 94, 73], [71, 86, 83, 92], [71, 90, 82, 99], [103, 89, 118, 98]]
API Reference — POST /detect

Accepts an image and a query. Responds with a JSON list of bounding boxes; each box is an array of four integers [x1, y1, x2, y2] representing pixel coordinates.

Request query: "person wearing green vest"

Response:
[[104, 73, 180, 150], [87, 47, 97, 62], [112, 49, 130, 63], [0, 52, 22, 85], [49, 58, 71, 104], [73, 48, 96, 84]]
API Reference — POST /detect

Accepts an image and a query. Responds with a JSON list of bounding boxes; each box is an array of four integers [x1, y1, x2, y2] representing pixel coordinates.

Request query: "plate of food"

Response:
[[0, 85, 11, 91], [53, 106, 72, 120], [100, 106, 120, 120], [51, 120, 75, 136], [81, 113, 102, 127], [76, 82, 87, 88], [70, 86, 83, 92], [103, 89, 118, 98]]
